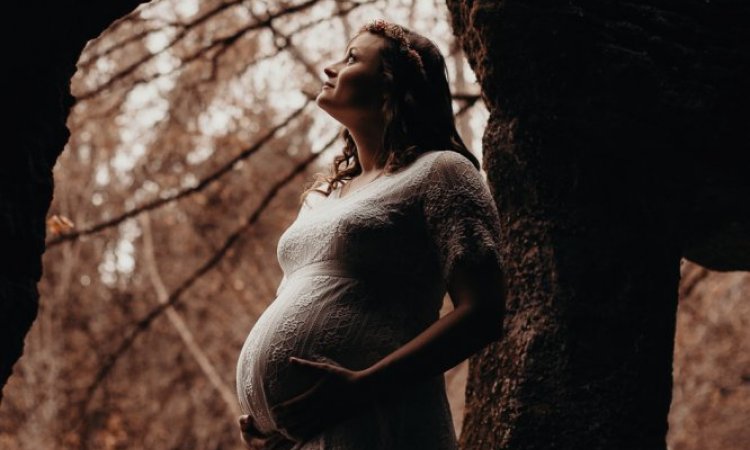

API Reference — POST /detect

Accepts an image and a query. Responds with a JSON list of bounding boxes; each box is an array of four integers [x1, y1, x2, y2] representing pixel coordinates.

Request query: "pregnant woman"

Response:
[[236, 19, 507, 449]]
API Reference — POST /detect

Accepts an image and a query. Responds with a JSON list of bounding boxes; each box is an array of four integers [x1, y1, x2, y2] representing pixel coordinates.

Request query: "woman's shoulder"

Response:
[[428, 149, 477, 168], [412, 150, 481, 184], [409, 149, 473, 173], [395, 151, 484, 208]]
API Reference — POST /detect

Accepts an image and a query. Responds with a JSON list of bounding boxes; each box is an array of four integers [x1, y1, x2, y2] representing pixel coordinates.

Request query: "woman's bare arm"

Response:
[[359, 255, 507, 397]]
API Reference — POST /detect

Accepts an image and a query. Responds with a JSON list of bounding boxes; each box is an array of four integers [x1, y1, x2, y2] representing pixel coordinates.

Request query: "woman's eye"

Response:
[[346, 54, 355, 64]]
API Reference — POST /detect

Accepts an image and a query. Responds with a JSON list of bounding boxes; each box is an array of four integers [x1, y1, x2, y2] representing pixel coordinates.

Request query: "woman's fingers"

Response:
[[239, 415, 257, 434], [239, 427, 253, 449], [238, 414, 272, 443]]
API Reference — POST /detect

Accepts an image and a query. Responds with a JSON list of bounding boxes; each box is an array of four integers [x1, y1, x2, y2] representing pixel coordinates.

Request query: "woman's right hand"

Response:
[[238, 414, 271, 448], [239, 415, 300, 449]]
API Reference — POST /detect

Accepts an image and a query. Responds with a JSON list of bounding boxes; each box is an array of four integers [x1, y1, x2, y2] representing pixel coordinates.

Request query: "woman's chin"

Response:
[[315, 102, 343, 122], [315, 95, 331, 110]]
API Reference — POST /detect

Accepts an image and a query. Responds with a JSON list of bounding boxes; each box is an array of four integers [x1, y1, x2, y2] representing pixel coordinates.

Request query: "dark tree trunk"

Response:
[[445, 1, 749, 449], [1, 0, 149, 401]]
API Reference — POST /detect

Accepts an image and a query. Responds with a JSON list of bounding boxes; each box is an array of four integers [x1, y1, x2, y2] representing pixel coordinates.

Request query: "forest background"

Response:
[[0, 0, 747, 449]]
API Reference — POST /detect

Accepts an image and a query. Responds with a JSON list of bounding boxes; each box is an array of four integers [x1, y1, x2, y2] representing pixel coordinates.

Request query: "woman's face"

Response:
[[316, 32, 387, 128]]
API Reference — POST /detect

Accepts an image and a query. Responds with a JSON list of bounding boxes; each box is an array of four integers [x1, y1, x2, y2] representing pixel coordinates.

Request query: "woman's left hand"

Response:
[[269, 356, 375, 441]]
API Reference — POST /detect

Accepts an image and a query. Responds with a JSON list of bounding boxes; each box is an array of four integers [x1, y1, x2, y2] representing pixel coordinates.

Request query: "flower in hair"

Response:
[[360, 19, 427, 80]]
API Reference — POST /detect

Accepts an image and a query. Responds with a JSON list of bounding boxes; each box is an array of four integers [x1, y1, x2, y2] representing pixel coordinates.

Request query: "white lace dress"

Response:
[[236, 150, 503, 449]]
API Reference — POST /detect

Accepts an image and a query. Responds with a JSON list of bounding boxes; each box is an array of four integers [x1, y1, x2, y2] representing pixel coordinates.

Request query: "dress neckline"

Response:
[[326, 150, 446, 203], [334, 171, 387, 200]]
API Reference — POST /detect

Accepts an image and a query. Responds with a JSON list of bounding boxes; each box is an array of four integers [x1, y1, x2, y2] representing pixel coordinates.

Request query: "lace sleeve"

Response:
[[420, 151, 504, 287]]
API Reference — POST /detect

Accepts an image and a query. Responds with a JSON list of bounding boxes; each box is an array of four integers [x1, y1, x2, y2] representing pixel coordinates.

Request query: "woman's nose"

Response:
[[323, 65, 337, 80]]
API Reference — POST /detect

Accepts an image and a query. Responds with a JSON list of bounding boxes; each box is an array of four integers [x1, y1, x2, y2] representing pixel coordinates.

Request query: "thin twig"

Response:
[[82, 0, 378, 117], [47, 100, 311, 248], [76, 0, 323, 101], [455, 94, 481, 117], [140, 212, 241, 418]]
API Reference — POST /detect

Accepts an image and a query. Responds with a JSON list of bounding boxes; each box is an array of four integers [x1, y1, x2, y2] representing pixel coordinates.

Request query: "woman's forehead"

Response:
[[346, 32, 385, 55]]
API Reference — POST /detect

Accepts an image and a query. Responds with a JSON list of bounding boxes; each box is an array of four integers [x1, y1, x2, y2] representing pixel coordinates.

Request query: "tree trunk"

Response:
[[1, 0, 150, 401], [446, 1, 750, 448]]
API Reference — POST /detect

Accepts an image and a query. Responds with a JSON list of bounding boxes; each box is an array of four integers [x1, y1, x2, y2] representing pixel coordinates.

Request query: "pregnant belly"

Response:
[[236, 273, 408, 436]]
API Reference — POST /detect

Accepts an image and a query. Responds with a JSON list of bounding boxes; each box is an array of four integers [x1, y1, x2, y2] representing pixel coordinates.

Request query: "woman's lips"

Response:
[[323, 82, 335, 89]]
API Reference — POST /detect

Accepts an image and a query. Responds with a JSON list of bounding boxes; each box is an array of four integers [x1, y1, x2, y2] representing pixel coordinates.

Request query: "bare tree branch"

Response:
[[455, 94, 481, 117], [181, 0, 378, 91], [46, 100, 311, 248], [139, 212, 241, 418], [77, 1, 376, 131], [337, 1, 353, 42], [78, 133, 338, 418], [76, 0, 323, 101], [452, 92, 481, 102], [77, 21, 182, 71], [255, 10, 319, 81]]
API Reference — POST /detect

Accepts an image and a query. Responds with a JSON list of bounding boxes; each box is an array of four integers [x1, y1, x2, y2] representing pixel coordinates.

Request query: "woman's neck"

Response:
[[347, 127, 385, 173]]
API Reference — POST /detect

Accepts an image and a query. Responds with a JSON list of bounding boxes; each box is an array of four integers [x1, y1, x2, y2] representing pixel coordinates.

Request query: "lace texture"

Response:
[[236, 150, 503, 449], [420, 151, 504, 288]]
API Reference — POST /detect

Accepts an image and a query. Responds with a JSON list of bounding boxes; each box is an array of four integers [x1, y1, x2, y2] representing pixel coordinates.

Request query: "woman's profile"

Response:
[[236, 19, 507, 450]]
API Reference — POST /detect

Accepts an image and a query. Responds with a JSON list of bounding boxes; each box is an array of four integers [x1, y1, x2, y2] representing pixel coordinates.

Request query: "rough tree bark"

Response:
[[1, 0, 149, 401], [445, 1, 749, 449]]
